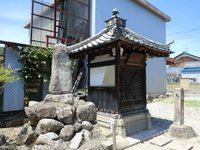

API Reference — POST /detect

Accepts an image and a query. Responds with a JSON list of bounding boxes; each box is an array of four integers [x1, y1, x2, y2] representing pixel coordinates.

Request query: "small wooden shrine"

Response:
[[68, 9, 171, 136]]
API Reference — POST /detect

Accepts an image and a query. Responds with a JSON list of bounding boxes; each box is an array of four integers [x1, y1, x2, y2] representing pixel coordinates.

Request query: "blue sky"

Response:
[[0, 0, 200, 57], [148, 0, 200, 57], [0, 0, 31, 44]]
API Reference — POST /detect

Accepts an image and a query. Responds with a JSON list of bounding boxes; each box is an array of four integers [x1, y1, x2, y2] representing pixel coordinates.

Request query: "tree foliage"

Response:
[[0, 65, 20, 84], [19, 46, 53, 83]]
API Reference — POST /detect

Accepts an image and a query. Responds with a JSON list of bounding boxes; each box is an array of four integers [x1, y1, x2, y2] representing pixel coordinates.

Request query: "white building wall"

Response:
[[3, 47, 24, 111], [182, 73, 200, 83], [91, 0, 167, 96]]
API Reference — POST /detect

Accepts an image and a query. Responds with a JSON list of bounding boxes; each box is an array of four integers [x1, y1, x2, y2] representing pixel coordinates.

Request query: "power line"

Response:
[[168, 34, 200, 41], [167, 27, 200, 36], [167, 29, 200, 40]]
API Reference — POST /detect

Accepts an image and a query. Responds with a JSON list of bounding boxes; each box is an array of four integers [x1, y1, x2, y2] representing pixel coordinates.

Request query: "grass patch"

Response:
[[160, 98, 200, 107], [167, 83, 200, 93], [161, 98, 174, 104], [185, 100, 200, 107]]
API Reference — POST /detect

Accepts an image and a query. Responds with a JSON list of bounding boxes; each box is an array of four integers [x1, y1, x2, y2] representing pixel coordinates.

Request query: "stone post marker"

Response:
[[110, 118, 117, 150], [169, 88, 197, 139], [174, 88, 184, 125]]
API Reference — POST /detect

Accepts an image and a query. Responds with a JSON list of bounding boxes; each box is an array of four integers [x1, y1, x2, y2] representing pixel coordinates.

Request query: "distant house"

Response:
[[166, 57, 179, 66], [182, 62, 200, 83], [174, 52, 200, 67], [167, 52, 200, 83]]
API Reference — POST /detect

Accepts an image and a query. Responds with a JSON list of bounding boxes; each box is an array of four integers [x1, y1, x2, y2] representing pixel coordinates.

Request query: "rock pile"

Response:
[[0, 42, 112, 149], [17, 93, 108, 149], [0, 93, 111, 149]]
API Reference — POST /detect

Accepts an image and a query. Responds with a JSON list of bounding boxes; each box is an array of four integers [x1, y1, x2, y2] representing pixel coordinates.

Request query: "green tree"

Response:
[[19, 46, 52, 102], [19, 46, 53, 82], [0, 65, 20, 94], [0, 65, 20, 83]]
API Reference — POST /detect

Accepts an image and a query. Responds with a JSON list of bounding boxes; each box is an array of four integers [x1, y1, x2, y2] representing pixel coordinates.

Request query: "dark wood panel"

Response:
[[88, 87, 118, 114], [116, 45, 121, 113], [120, 65, 146, 113], [89, 60, 116, 68]]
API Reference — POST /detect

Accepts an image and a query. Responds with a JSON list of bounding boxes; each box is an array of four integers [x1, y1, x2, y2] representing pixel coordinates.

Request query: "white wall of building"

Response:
[[91, 0, 168, 96], [182, 73, 200, 83], [3, 47, 24, 111]]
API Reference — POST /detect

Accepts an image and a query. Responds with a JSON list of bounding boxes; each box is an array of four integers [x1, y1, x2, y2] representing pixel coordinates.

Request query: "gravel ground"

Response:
[[147, 101, 200, 135], [126, 100, 200, 150]]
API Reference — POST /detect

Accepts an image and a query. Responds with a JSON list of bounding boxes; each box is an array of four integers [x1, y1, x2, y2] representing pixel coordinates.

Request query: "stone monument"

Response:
[[49, 43, 72, 94], [44, 43, 74, 105], [169, 88, 197, 139]]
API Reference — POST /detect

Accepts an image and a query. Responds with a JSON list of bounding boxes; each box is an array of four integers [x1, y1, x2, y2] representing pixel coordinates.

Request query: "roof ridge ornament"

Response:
[[105, 9, 127, 37], [112, 8, 119, 17]]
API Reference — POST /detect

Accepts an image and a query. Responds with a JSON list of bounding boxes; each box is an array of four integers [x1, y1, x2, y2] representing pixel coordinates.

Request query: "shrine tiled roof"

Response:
[[68, 27, 170, 54], [67, 9, 171, 56]]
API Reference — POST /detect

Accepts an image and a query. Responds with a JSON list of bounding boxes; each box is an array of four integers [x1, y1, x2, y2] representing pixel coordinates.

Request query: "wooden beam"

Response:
[[116, 42, 121, 114]]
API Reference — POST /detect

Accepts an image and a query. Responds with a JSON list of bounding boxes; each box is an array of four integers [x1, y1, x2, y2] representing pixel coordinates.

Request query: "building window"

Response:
[[58, 0, 90, 45], [30, 0, 90, 46]]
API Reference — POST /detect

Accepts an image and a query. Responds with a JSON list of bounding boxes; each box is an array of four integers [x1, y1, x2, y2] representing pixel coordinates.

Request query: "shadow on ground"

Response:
[[129, 117, 173, 142], [151, 117, 173, 130], [0, 111, 27, 127]]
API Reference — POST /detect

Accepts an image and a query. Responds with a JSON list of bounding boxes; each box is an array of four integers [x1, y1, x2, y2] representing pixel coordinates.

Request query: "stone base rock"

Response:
[[33, 103, 57, 119], [69, 129, 92, 149], [56, 105, 75, 125], [76, 102, 97, 122], [44, 94, 74, 105], [35, 119, 64, 135], [15, 123, 36, 146], [25, 102, 73, 126], [101, 141, 113, 150], [59, 125, 75, 141], [24, 91, 99, 149], [24, 107, 39, 126], [82, 121, 93, 131], [73, 99, 86, 110], [74, 123, 82, 132], [33, 132, 64, 150], [78, 140, 112, 150], [28, 101, 39, 107], [169, 124, 197, 139]]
